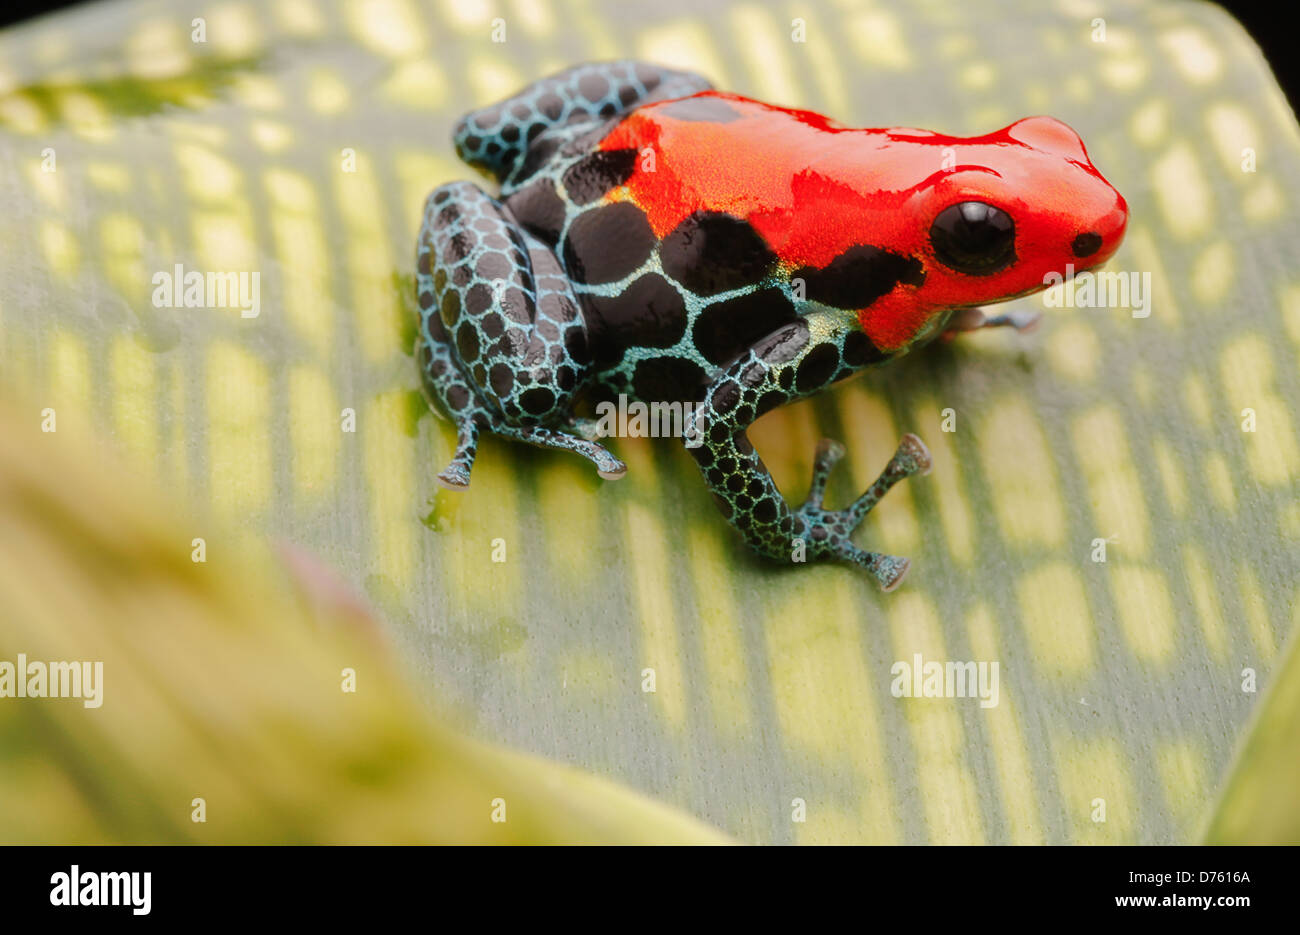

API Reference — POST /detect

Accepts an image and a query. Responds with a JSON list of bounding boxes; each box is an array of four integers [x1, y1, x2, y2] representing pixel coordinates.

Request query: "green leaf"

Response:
[[0, 397, 729, 844], [1204, 626, 1300, 844], [1, 0, 1297, 844]]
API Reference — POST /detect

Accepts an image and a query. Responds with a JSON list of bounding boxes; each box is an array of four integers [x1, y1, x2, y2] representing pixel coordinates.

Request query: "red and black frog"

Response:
[[415, 61, 1127, 590]]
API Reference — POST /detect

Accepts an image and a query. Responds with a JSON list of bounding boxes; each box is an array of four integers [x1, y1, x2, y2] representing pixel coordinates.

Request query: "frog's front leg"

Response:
[[939, 306, 1041, 342], [685, 313, 931, 590]]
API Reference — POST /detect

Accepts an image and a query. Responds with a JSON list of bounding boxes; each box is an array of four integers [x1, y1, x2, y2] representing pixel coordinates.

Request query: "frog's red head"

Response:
[[882, 115, 1127, 347], [599, 94, 1126, 354]]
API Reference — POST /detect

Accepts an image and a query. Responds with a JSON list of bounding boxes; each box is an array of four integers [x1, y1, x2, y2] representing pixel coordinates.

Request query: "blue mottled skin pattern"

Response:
[[415, 61, 931, 590]]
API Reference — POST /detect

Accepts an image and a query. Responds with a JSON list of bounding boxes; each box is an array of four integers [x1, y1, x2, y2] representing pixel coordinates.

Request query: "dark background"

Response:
[[0, 1, 1294, 117]]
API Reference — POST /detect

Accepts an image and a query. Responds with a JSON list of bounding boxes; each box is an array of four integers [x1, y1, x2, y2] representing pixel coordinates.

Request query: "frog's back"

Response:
[[499, 91, 892, 405], [457, 79, 932, 406]]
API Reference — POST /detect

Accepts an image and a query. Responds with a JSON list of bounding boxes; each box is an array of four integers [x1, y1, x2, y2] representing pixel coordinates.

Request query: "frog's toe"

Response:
[[833, 540, 910, 590], [433, 421, 479, 491], [788, 431, 930, 588], [983, 309, 1042, 332], [942, 307, 989, 338], [895, 432, 932, 477], [590, 445, 627, 479], [941, 307, 1041, 342], [844, 432, 931, 524], [817, 438, 848, 463], [436, 466, 471, 490], [802, 432, 930, 523], [803, 438, 847, 508], [857, 550, 910, 592], [487, 420, 626, 481]]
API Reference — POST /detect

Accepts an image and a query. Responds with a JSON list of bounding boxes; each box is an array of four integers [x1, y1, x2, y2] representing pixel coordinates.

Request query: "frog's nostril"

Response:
[[1071, 232, 1102, 258]]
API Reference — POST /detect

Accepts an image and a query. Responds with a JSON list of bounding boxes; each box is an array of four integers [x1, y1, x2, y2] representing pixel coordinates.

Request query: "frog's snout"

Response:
[[1007, 115, 1129, 269], [1069, 190, 1128, 268]]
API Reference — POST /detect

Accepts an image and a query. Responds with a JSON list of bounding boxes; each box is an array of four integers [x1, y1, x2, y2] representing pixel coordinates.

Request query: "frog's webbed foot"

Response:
[[940, 307, 1041, 342], [792, 435, 932, 591]]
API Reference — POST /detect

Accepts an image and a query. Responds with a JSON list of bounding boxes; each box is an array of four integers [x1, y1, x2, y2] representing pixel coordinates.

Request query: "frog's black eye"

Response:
[[929, 202, 1016, 275]]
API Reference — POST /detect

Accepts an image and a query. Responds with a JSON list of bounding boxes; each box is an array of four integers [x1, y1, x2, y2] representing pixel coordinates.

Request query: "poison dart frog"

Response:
[[415, 61, 1127, 590]]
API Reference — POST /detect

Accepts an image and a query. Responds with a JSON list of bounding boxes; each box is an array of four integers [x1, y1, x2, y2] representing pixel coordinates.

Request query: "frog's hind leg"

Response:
[[422, 181, 588, 423], [419, 354, 624, 485], [419, 366, 624, 485], [417, 180, 626, 483], [453, 61, 713, 183]]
